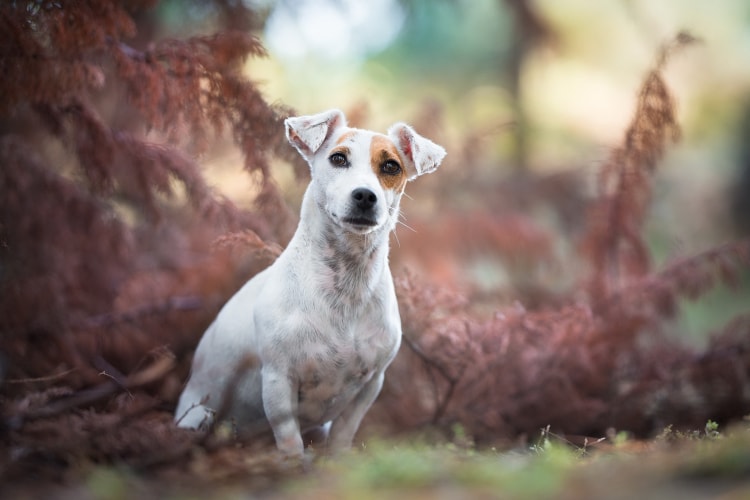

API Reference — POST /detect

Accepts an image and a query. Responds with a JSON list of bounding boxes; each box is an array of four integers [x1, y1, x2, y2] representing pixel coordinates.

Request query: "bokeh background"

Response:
[[158, 0, 750, 345]]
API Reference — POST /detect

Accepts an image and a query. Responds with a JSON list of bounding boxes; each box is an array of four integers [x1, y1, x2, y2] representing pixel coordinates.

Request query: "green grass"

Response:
[[61, 421, 750, 499], [281, 421, 750, 499], [286, 441, 575, 499]]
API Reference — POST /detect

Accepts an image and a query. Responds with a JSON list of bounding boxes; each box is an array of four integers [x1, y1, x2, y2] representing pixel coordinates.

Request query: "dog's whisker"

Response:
[[392, 227, 401, 248], [397, 218, 417, 233]]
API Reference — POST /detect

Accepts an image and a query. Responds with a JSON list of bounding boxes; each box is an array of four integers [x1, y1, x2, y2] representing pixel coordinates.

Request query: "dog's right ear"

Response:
[[285, 109, 347, 161]]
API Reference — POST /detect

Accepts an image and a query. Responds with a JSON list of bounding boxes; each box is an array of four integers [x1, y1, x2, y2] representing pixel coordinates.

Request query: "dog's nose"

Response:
[[351, 188, 377, 210]]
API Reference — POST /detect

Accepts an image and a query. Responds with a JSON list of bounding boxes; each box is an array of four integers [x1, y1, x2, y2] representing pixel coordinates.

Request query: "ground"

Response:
[[3, 415, 750, 499]]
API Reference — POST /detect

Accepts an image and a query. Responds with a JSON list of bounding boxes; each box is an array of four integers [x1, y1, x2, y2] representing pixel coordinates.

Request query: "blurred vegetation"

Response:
[[50, 420, 750, 499], [233, 0, 750, 340], [281, 421, 750, 499], [2, 0, 750, 497]]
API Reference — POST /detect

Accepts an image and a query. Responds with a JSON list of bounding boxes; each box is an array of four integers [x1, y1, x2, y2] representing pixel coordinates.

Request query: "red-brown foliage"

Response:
[[0, 2, 749, 489], [580, 32, 699, 303], [365, 32, 750, 445], [369, 238, 750, 444], [0, 0, 299, 389]]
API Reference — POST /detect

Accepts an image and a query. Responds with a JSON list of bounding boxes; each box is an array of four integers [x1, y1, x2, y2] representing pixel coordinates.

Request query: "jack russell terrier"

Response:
[[175, 108, 446, 456]]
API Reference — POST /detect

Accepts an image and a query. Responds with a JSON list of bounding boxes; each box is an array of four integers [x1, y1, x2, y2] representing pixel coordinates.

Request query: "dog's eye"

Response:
[[329, 152, 349, 167], [381, 160, 401, 175]]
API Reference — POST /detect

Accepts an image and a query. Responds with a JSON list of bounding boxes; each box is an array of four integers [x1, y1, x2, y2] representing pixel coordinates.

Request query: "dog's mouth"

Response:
[[342, 216, 378, 228]]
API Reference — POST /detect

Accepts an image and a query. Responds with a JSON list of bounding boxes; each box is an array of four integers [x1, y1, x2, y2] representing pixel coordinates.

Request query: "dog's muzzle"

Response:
[[343, 187, 378, 228]]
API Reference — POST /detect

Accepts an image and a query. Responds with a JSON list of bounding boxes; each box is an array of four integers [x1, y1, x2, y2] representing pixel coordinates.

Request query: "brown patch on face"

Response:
[[370, 135, 407, 192], [335, 130, 356, 145], [328, 145, 351, 157]]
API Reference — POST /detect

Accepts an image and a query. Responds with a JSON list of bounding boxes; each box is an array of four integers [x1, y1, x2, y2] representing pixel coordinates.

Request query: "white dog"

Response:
[[175, 109, 446, 456]]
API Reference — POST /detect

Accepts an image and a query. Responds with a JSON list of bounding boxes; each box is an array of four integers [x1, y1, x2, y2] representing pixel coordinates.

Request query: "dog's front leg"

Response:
[[262, 367, 304, 457], [327, 372, 385, 452]]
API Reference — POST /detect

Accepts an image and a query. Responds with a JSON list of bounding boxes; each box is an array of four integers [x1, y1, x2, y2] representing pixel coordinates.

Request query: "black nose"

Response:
[[351, 188, 377, 210]]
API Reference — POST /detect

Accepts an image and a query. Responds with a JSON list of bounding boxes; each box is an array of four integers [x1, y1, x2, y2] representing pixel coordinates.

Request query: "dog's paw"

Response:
[[175, 403, 215, 430]]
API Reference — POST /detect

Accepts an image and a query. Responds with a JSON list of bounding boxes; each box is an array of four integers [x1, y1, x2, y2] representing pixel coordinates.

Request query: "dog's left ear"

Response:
[[388, 123, 447, 181], [285, 109, 347, 161]]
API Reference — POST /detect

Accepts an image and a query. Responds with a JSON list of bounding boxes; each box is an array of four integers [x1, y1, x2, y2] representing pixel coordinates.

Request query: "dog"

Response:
[[174, 108, 446, 456]]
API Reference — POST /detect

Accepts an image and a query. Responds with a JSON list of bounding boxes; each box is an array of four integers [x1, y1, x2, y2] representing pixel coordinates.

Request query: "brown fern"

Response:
[[0, 1, 296, 387], [581, 32, 699, 302]]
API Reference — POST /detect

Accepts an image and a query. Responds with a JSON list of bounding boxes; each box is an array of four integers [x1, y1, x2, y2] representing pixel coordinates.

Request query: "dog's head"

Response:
[[285, 109, 446, 235]]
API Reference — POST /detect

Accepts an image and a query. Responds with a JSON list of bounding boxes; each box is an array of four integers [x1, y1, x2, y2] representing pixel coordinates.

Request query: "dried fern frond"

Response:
[[0, 1, 296, 388], [605, 239, 750, 318], [581, 32, 699, 302]]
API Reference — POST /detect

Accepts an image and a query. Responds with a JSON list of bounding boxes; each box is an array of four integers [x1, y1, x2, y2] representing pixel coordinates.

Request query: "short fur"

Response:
[[175, 109, 446, 456]]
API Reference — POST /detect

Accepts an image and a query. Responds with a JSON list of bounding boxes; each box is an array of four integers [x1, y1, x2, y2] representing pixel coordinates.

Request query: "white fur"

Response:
[[175, 108, 446, 456]]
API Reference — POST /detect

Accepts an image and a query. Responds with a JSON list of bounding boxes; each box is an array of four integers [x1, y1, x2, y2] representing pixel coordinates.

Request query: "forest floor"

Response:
[[3, 415, 750, 499]]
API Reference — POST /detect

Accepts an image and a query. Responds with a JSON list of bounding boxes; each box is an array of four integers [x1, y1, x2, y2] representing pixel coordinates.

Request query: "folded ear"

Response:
[[388, 123, 446, 181], [285, 109, 347, 161]]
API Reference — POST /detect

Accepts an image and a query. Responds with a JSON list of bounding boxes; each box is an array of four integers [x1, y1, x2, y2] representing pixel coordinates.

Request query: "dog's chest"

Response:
[[290, 312, 398, 425]]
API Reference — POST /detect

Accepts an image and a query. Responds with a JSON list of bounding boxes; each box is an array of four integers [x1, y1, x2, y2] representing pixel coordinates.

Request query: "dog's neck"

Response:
[[291, 188, 395, 310]]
